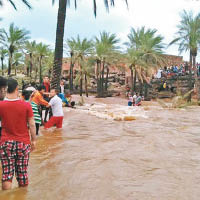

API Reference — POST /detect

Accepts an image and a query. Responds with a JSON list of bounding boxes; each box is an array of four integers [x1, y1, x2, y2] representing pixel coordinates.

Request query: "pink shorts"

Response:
[[44, 116, 63, 129]]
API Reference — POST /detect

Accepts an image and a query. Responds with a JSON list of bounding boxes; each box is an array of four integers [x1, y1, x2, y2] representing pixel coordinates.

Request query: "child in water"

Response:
[[128, 94, 133, 106]]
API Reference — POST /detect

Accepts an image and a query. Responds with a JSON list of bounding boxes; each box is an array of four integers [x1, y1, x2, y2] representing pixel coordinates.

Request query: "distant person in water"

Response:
[[135, 93, 142, 106], [58, 92, 75, 108], [133, 92, 137, 105], [0, 77, 7, 137], [45, 89, 64, 129], [65, 93, 75, 107], [128, 94, 133, 106], [0, 78, 36, 190]]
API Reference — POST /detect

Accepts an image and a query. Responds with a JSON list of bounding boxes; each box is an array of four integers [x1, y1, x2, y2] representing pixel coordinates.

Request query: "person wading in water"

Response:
[[0, 78, 36, 190]]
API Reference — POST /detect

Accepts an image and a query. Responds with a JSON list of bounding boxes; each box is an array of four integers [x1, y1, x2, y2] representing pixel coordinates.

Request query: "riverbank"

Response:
[[1, 97, 200, 200]]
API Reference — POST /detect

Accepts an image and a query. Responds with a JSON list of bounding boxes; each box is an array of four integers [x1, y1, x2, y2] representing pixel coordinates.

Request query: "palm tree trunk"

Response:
[[139, 80, 143, 95], [15, 64, 17, 76], [8, 53, 13, 76], [35, 67, 38, 82], [1, 57, 4, 76], [133, 68, 137, 92], [130, 65, 134, 96], [80, 65, 83, 96], [101, 61, 105, 97], [85, 73, 88, 97], [193, 55, 200, 100], [51, 0, 67, 89], [97, 60, 101, 97], [189, 50, 193, 88], [105, 66, 109, 92], [144, 71, 148, 99], [69, 52, 74, 92], [39, 56, 42, 83], [30, 53, 33, 78]]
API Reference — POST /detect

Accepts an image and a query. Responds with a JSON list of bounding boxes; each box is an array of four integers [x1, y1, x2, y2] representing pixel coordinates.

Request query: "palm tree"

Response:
[[0, 0, 31, 10], [169, 10, 200, 100], [0, 23, 30, 75], [51, 0, 128, 90], [65, 38, 77, 92], [13, 52, 23, 75], [126, 49, 144, 95], [94, 31, 120, 97], [0, 48, 7, 75], [35, 43, 50, 83], [83, 59, 95, 97], [126, 27, 165, 96], [25, 40, 36, 77], [70, 35, 93, 96], [43, 51, 54, 78]]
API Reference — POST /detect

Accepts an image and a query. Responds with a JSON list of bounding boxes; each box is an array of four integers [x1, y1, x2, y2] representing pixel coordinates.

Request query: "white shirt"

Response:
[[60, 85, 64, 94], [156, 69, 162, 79], [49, 95, 64, 117], [128, 96, 133, 102]]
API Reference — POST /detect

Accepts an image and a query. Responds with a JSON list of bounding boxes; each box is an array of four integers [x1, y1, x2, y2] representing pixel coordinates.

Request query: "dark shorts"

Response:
[[0, 141, 31, 186]]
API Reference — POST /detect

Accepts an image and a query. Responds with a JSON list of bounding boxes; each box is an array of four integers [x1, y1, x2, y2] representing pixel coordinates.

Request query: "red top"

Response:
[[0, 99, 34, 144], [43, 82, 50, 92]]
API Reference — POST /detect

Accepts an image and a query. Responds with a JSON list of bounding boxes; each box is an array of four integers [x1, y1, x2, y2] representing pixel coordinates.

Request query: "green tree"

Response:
[[65, 38, 77, 92], [69, 35, 93, 96], [43, 51, 54, 78], [0, 48, 7, 75], [35, 43, 50, 83], [126, 27, 165, 96], [82, 59, 95, 97], [95, 31, 120, 97], [25, 40, 36, 77], [169, 10, 200, 100], [0, 23, 30, 75], [13, 52, 23, 75], [51, 0, 128, 90]]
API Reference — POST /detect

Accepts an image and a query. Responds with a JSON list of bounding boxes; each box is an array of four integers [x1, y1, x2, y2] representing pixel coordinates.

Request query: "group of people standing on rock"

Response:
[[0, 75, 75, 190]]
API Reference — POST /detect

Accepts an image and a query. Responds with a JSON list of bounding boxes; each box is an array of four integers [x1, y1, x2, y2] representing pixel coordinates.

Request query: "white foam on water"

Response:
[[75, 103, 148, 121]]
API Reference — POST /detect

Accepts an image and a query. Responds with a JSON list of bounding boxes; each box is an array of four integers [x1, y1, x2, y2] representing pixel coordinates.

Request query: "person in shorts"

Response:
[[0, 78, 36, 190], [45, 89, 64, 129]]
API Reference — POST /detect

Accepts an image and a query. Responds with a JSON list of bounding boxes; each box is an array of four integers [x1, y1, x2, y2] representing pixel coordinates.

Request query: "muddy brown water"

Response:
[[1, 98, 200, 200]]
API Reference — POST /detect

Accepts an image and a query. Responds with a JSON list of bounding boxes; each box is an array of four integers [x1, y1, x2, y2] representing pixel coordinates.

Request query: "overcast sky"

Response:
[[0, 0, 200, 61]]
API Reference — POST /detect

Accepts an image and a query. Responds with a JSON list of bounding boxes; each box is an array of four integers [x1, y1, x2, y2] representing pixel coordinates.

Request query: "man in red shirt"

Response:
[[0, 78, 36, 190], [42, 76, 52, 122]]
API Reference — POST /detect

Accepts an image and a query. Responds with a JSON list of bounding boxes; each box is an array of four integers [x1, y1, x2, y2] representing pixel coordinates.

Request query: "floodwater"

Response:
[[1, 97, 200, 200]]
